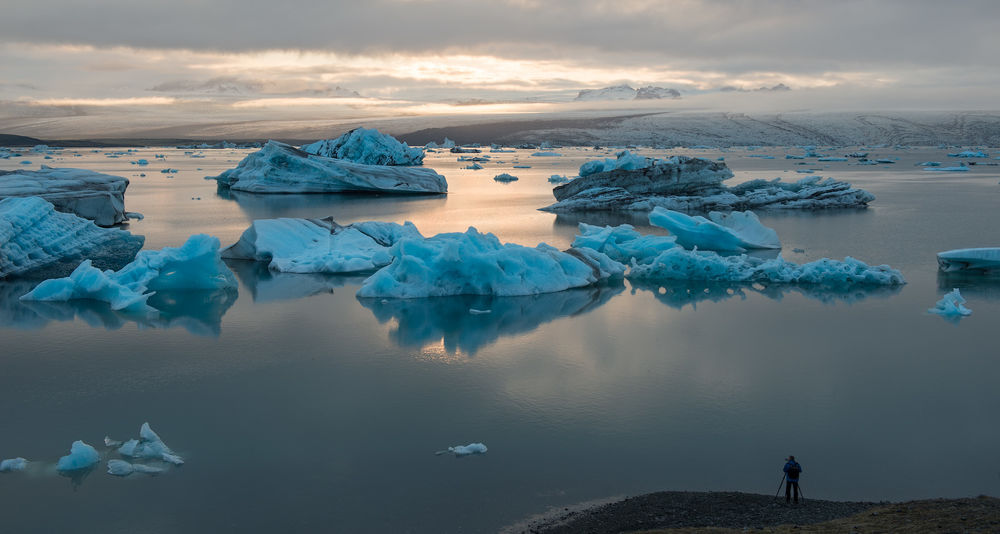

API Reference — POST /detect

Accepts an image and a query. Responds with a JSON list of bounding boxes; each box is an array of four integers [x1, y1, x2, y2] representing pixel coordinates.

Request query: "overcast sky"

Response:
[[1, 0, 997, 134]]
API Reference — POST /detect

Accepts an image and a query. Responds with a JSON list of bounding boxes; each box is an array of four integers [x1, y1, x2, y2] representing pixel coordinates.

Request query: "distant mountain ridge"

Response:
[[575, 85, 681, 101]]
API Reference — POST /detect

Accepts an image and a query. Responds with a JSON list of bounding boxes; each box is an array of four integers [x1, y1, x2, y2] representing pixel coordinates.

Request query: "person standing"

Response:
[[783, 455, 802, 503]]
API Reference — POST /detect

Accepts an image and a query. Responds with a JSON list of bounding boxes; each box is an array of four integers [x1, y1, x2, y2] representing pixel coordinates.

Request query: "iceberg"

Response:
[[300, 128, 424, 166], [493, 173, 518, 182], [924, 166, 969, 172], [209, 141, 447, 194], [544, 154, 874, 212], [648, 207, 781, 252], [0, 197, 144, 279], [0, 166, 131, 226], [571, 223, 678, 264], [0, 457, 28, 472], [356, 228, 623, 298], [531, 151, 563, 157], [548, 175, 571, 183], [56, 440, 99, 471], [107, 459, 164, 477], [223, 217, 422, 274], [937, 248, 1000, 273], [628, 248, 905, 287], [442, 443, 487, 457], [948, 150, 987, 158], [929, 288, 971, 318], [116, 422, 184, 465], [21, 234, 236, 313]]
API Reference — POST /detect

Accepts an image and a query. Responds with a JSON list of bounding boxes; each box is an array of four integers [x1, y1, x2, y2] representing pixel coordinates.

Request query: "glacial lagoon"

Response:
[[2, 146, 999, 533]]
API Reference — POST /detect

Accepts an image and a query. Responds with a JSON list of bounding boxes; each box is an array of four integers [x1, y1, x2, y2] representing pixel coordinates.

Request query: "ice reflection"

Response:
[[631, 279, 902, 309], [216, 185, 446, 220], [0, 280, 237, 336], [226, 260, 365, 302], [358, 282, 624, 356]]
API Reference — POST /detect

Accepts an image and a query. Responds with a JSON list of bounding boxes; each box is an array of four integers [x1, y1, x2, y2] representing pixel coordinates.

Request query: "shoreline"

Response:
[[503, 491, 1000, 533]]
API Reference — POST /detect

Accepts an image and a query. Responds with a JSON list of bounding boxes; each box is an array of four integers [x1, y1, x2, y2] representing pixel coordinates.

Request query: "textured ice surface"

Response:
[[21, 234, 236, 313], [447, 443, 487, 456], [0, 197, 144, 279], [929, 288, 972, 318], [357, 228, 623, 298], [209, 141, 447, 194], [116, 422, 184, 465], [56, 440, 99, 471], [571, 223, 677, 264], [937, 248, 1000, 272], [223, 217, 422, 273], [0, 457, 28, 472], [648, 207, 781, 252], [545, 156, 873, 212], [628, 248, 905, 287], [0, 166, 130, 226], [300, 128, 424, 166]]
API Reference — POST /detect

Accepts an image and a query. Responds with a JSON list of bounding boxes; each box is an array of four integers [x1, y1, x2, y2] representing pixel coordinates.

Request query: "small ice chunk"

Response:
[[531, 151, 563, 157], [465, 163, 483, 170], [117, 422, 184, 465], [548, 174, 571, 183], [0, 457, 28, 472], [107, 459, 134, 476], [928, 288, 972, 318], [469, 308, 492, 315], [924, 166, 969, 172], [104, 436, 123, 447], [447, 443, 488, 456], [56, 440, 99, 471], [493, 173, 518, 182], [948, 150, 987, 158]]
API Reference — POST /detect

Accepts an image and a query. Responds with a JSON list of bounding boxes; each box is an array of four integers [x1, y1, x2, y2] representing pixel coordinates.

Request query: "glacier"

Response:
[[356, 228, 624, 298], [648, 207, 781, 252], [56, 440, 99, 471], [937, 248, 1000, 273], [929, 289, 972, 318], [222, 217, 422, 273], [0, 166, 131, 226], [0, 197, 144, 279], [21, 234, 237, 313], [209, 141, 447, 194], [300, 127, 425, 166], [543, 153, 874, 212]]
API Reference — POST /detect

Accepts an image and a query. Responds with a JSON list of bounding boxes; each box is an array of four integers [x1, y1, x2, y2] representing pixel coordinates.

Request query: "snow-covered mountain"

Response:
[[575, 85, 681, 101]]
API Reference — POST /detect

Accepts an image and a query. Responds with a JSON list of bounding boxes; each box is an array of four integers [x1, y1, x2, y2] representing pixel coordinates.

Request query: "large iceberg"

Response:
[[357, 228, 624, 298], [542, 154, 874, 212], [222, 217, 422, 273], [209, 141, 447, 194], [56, 440, 99, 471], [937, 248, 1000, 273], [300, 128, 425, 166], [928, 288, 971, 319], [21, 234, 237, 313], [648, 207, 781, 252], [0, 197, 144, 279], [0, 166, 131, 226]]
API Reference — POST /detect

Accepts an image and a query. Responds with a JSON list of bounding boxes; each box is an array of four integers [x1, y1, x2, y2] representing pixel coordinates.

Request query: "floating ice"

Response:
[[300, 128, 424, 166], [937, 248, 1000, 273], [817, 157, 848, 162], [493, 173, 518, 182], [357, 228, 623, 298], [531, 151, 563, 157], [0, 197, 144, 279], [444, 443, 487, 456], [21, 234, 236, 313], [116, 422, 184, 465], [56, 440, 99, 471], [918, 161, 942, 166], [929, 288, 971, 318], [209, 141, 447, 194], [0, 457, 28, 472], [648, 207, 781, 252], [578, 150, 654, 177], [107, 459, 164, 477], [628, 248, 905, 287], [572, 223, 678, 264], [466, 163, 483, 170], [924, 166, 969, 172], [948, 150, 987, 158], [223, 217, 422, 274], [545, 156, 874, 212], [548, 175, 571, 183], [0, 166, 131, 226]]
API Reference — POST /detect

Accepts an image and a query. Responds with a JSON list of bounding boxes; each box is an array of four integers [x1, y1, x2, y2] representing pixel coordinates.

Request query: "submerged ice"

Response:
[[300, 128, 424, 166]]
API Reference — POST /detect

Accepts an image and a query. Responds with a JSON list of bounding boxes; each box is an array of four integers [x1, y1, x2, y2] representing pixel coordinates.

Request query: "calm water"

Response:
[[1, 146, 999, 533]]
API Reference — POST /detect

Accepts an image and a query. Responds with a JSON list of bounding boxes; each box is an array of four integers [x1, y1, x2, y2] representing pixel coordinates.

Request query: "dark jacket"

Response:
[[783, 461, 802, 481]]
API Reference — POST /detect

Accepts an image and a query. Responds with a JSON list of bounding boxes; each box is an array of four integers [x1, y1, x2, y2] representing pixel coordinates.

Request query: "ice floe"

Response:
[[0, 197, 144, 279], [209, 141, 447, 194], [438, 443, 487, 457], [223, 217, 422, 273], [937, 248, 1000, 273], [21, 234, 237, 313], [0, 166, 131, 226], [356, 228, 623, 298], [116, 423, 184, 465], [56, 440, 99, 471], [648, 207, 780, 252], [928, 288, 971, 319], [544, 154, 874, 212], [300, 127, 424, 166]]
